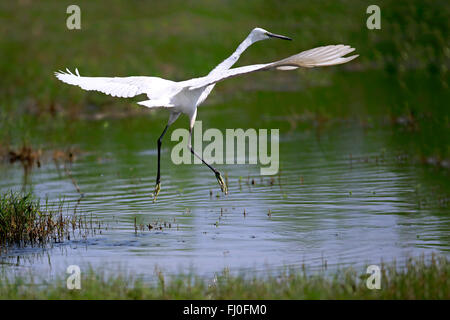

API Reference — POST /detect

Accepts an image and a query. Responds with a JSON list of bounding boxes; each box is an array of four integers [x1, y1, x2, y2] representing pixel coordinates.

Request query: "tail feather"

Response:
[[137, 99, 174, 108]]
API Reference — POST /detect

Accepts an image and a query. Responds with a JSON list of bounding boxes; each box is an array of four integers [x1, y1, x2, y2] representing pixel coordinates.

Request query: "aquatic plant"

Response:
[[0, 192, 100, 250]]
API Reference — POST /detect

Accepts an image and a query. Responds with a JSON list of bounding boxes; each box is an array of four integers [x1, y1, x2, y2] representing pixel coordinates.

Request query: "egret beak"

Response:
[[266, 32, 292, 41]]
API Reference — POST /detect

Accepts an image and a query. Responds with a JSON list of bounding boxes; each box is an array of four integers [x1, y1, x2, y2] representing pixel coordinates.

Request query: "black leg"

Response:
[[153, 124, 169, 202], [188, 128, 228, 194]]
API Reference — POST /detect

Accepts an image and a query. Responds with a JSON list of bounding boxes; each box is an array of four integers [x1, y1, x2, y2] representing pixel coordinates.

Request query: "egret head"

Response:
[[250, 27, 292, 42]]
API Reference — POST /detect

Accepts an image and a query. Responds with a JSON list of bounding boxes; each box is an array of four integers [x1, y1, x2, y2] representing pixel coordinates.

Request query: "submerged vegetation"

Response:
[[0, 255, 448, 299]]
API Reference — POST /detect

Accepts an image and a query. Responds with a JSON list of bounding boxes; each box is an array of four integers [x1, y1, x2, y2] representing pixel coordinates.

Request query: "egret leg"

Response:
[[188, 129, 228, 195], [153, 124, 169, 202]]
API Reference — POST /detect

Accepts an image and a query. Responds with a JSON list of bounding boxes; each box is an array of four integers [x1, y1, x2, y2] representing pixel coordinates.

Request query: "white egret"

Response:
[[55, 27, 358, 201]]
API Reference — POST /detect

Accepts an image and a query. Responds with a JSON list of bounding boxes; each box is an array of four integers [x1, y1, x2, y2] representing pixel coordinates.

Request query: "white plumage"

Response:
[[185, 45, 357, 90], [55, 28, 358, 200], [55, 68, 175, 99]]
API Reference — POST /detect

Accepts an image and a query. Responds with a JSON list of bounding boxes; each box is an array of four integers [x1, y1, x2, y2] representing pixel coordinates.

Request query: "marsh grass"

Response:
[[0, 1, 448, 165], [0, 255, 448, 299], [0, 192, 100, 250], [0, 0, 447, 116]]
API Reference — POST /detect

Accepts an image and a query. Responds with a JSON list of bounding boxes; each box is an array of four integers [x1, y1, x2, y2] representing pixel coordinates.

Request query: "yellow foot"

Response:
[[153, 182, 161, 202], [215, 172, 228, 195]]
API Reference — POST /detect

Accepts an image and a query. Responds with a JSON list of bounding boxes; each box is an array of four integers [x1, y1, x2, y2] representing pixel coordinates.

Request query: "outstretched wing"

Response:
[[55, 68, 171, 98], [186, 45, 358, 90]]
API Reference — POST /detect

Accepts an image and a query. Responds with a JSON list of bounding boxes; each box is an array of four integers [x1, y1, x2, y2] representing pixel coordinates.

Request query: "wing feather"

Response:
[[186, 45, 358, 90], [54, 69, 171, 98]]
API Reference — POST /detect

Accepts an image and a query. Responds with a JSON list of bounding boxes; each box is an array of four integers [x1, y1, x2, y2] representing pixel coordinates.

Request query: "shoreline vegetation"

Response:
[[0, 255, 448, 299]]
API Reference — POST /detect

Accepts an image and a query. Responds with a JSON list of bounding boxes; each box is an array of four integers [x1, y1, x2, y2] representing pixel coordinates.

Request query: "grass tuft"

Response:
[[0, 192, 99, 250], [0, 255, 448, 299]]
